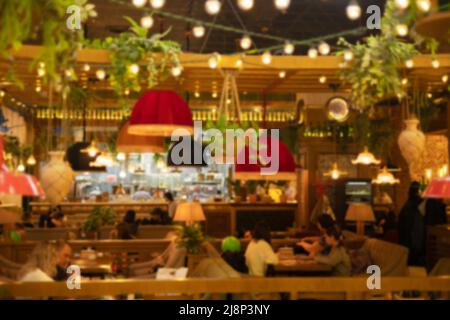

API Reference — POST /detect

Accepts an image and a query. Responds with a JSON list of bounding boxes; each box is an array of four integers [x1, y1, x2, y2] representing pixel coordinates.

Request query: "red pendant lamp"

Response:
[[128, 90, 194, 137], [117, 121, 165, 153], [0, 135, 44, 196], [234, 135, 296, 181]]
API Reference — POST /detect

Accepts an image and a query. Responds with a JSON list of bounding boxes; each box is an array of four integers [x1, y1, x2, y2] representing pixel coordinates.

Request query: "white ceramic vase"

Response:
[[40, 151, 74, 204], [397, 118, 426, 180]]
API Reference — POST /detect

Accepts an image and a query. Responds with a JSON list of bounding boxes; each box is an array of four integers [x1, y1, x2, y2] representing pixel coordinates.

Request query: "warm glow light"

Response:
[[416, 0, 431, 12], [319, 76, 327, 84], [150, 0, 165, 9], [236, 58, 243, 68], [395, 0, 410, 10], [129, 64, 140, 75], [372, 167, 400, 185], [442, 74, 449, 83], [208, 53, 220, 69], [171, 65, 183, 77], [0, 90, 4, 97], [274, 0, 291, 11], [240, 35, 252, 50], [37, 68, 46, 77], [17, 163, 25, 173], [96, 69, 106, 80], [26, 155, 36, 166], [156, 158, 166, 169], [140, 15, 154, 29], [284, 42, 295, 55], [35, 86, 41, 93], [396, 24, 409, 37], [402, 78, 408, 86], [212, 92, 218, 98], [132, 0, 147, 8], [346, 0, 362, 20], [237, 0, 254, 11], [427, 92, 433, 99], [324, 163, 347, 180], [405, 59, 414, 68], [192, 24, 205, 38], [82, 141, 100, 158], [432, 59, 440, 69], [352, 147, 381, 165], [279, 70, 286, 78], [262, 51, 272, 65], [205, 0, 221, 15], [117, 153, 126, 161], [318, 42, 330, 55], [91, 154, 117, 167], [195, 92, 200, 98], [344, 50, 354, 61], [308, 48, 318, 59], [425, 168, 433, 181], [119, 171, 127, 179]]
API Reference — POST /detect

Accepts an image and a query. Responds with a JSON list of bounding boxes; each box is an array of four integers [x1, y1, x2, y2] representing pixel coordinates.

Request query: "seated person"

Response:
[[110, 222, 134, 240], [18, 242, 57, 282], [245, 221, 279, 277], [296, 213, 335, 257], [47, 212, 66, 228], [53, 240, 73, 281], [141, 208, 165, 225], [313, 225, 351, 276], [220, 236, 248, 274], [123, 210, 139, 237]]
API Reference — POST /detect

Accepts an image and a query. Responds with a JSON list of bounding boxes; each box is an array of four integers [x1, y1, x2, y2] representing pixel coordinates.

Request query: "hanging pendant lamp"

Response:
[[372, 167, 400, 185], [352, 147, 381, 165], [117, 121, 165, 153], [128, 90, 194, 137], [324, 162, 348, 180]]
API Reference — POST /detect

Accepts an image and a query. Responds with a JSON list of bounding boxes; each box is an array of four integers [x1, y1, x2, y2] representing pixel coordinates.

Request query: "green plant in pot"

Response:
[[82, 207, 116, 238], [177, 223, 206, 255]]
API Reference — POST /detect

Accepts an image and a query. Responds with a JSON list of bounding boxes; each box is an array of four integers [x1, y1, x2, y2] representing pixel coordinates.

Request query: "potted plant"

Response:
[[82, 207, 116, 239], [176, 223, 208, 274]]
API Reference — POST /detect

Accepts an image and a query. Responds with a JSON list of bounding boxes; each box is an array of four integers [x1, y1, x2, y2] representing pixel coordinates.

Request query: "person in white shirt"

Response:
[[245, 222, 279, 276], [18, 242, 57, 282]]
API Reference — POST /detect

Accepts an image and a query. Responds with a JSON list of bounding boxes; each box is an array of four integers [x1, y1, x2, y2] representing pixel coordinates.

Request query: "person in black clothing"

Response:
[[123, 210, 139, 237], [398, 181, 425, 266], [424, 198, 448, 226]]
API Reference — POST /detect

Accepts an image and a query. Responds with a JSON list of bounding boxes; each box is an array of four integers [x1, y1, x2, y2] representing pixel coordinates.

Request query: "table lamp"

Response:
[[345, 202, 375, 235], [173, 201, 205, 225], [423, 177, 450, 198]]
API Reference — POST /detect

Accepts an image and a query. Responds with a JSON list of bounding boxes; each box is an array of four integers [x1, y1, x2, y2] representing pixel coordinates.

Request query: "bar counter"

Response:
[[30, 201, 298, 238]]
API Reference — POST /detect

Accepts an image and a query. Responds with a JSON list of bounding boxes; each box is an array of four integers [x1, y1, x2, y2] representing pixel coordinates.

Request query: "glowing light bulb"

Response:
[[96, 69, 106, 80], [319, 76, 327, 84], [237, 0, 254, 11], [405, 59, 414, 68], [212, 92, 218, 98], [140, 15, 154, 29], [395, 0, 410, 10], [37, 68, 46, 77], [205, 0, 221, 15], [344, 50, 354, 61], [396, 24, 408, 37], [427, 92, 432, 99], [240, 35, 252, 50], [236, 58, 243, 68], [35, 86, 41, 93], [318, 42, 330, 55], [331, 170, 340, 180], [17, 163, 25, 173], [117, 153, 126, 161], [346, 0, 361, 20], [262, 51, 272, 65], [0, 90, 4, 97], [284, 42, 295, 55], [279, 71, 286, 78], [308, 48, 318, 59], [432, 59, 440, 69], [416, 0, 431, 12], [194, 92, 200, 98], [208, 53, 220, 69], [129, 64, 140, 75], [132, 0, 147, 8], [402, 78, 408, 86], [171, 65, 183, 77], [119, 171, 127, 179], [442, 74, 449, 84], [26, 155, 36, 166], [192, 24, 205, 38], [150, 0, 165, 9], [274, 0, 291, 11], [83, 64, 91, 72]]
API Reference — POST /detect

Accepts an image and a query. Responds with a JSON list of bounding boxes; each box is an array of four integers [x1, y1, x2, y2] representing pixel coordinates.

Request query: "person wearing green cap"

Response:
[[220, 236, 248, 274]]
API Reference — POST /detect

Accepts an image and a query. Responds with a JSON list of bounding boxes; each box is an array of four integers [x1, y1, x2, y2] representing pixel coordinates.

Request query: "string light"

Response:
[[96, 69, 106, 80], [283, 42, 295, 55], [308, 48, 318, 59], [319, 76, 327, 84], [236, 58, 243, 68], [279, 70, 286, 78], [150, 0, 165, 9], [192, 24, 206, 38], [240, 35, 252, 50], [171, 65, 183, 77], [262, 51, 272, 65], [432, 59, 440, 69], [237, 0, 254, 11], [83, 64, 91, 72], [346, 0, 362, 20], [416, 0, 431, 12], [37, 68, 45, 78], [212, 92, 218, 98], [208, 53, 221, 69], [35, 86, 42, 93], [129, 64, 140, 75], [141, 15, 154, 29], [194, 92, 201, 98], [274, 0, 291, 11], [205, 0, 222, 15], [427, 92, 433, 99], [443, 74, 449, 84], [405, 59, 414, 68], [343, 50, 354, 61], [318, 42, 330, 55], [394, 0, 410, 10], [395, 24, 408, 37], [132, 0, 147, 8], [401, 78, 408, 86]]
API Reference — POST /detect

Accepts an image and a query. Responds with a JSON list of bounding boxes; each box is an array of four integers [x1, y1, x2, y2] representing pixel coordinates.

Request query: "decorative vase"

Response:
[[398, 118, 426, 181], [40, 151, 74, 204]]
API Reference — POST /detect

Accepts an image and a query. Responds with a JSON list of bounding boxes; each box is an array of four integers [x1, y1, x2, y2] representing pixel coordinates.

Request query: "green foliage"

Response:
[[83, 207, 116, 233], [177, 223, 206, 254], [3, 135, 33, 161]]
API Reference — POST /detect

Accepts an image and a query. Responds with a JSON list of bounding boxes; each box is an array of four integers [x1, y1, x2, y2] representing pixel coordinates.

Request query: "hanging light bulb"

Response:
[[284, 42, 295, 55], [81, 141, 100, 158], [237, 0, 254, 11], [117, 153, 126, 161], [405, 59, 414, 68], [150, 0, 165, 9], [35, 86, 42, 93], [171, 65, 183, 77], [395, 0, 410, 10], [83, 64, 91, 72], [119, 171, 127, 179], [132, 0, 147, 8], [205, 0, 221, 15], [318, 42, 330, 55], [194, 92, 201, 98], [37, 68, 46, 78], [129, 64, 140, 75], [212, 92, 218, 98], [443, 74, 449, 84], [208, 53, 221, 69], [401, 78, 408, 86], [308, 47, 318, 59], [351, 147, 381, 165], [96, 69, 106, 80], [236, 58, 243, 68], [279, 70, 286, 78], [343, 50, 354, 61], [0, 90, 4, 97], [324, 163, 348, 180], [274, 0, 291, 11], [26, 155, 36, 166], [240, 35, 252, 50], [396, 24, 409, 37], [17, 163, 25, 173], [319, 76, 327, 84], [416, 0, 431, 12], [432, 59, 440, 69], [140, 15, 154, 29], [192, 24, 206, 38], [372, 167, 400, 184], [346, 0, 361, 20], [262, 51, 272, 65]]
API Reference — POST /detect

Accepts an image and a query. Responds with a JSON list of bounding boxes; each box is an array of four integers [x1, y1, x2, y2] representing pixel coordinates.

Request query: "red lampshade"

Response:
[[117, 121, 165, 153], [423, 178, 450, 198], [128, 90, 194, 137], [0, 135, 44, 196], [235, 136, 296, 180]]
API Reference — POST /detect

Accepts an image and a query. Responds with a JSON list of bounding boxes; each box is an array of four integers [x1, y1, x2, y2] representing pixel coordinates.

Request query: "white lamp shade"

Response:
[[173, 202, 205, 223], [345, 202, 375, 222]]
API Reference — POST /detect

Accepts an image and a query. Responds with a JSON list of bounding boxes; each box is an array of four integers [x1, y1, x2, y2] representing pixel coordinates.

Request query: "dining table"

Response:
[[273, 255, 333, 276]]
